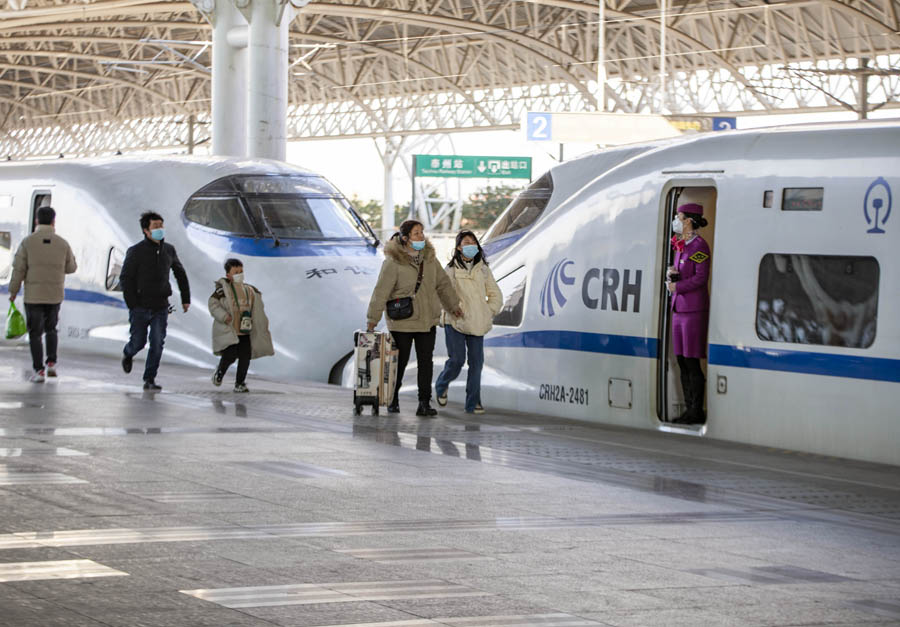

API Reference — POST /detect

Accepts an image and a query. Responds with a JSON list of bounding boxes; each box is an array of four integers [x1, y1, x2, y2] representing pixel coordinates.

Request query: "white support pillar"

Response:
[[211, 0, 247, 156], [597, 0, 606, 112], [659, 0, 667, 112], [382, 144, 396, 236], [246, 0, 292, 161]]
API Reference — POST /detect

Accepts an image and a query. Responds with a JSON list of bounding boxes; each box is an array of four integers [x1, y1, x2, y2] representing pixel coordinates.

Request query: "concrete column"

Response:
[[382, 142, 397, 236], [211, 0, 247, 157], [246, 0, 292, 161]]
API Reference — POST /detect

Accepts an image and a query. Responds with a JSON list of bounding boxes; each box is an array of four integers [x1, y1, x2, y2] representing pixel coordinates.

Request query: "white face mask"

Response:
[[231, 273, 244, 283], [672, 218, 683, 235]]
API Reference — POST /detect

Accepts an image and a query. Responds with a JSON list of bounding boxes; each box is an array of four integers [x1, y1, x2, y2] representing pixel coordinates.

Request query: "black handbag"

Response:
[[386, 260, 425, 321]]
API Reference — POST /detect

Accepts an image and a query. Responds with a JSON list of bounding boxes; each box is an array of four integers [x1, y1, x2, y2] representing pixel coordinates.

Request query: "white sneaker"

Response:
[[233, 383, 249, 393], [46, 363, 57, 377], [30, 370, 46, 383], [436, 391, 448, 406], [473, 405, 485, 415], [212, 370, 223, 387]]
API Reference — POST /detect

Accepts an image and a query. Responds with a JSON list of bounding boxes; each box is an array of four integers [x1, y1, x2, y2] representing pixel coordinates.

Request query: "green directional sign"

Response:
[[414, 154, 532, 179]]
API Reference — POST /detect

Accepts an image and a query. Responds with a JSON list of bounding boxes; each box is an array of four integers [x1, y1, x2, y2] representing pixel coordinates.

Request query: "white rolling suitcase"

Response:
[[352, 331, 398, 415]]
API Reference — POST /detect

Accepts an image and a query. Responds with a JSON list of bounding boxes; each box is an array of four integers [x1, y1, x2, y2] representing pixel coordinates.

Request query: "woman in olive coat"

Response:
[[367, 220, 461, 416]]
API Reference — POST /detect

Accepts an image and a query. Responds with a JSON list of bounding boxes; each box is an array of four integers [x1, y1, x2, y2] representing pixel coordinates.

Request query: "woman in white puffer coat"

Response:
[[435, 231, 502, 414]]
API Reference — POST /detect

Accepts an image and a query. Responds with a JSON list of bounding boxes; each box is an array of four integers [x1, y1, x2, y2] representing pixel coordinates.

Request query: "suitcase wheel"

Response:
[[353, 403, 362, 416]]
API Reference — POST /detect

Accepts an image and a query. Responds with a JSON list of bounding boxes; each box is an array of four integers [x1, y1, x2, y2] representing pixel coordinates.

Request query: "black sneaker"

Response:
[[143, 380, 162, 391], [233, 383, 249, 393], [122, 353, 133, 374], [387, 402, 400, 414], [212, 370, 223, 387], [416, 402, 438, 417]]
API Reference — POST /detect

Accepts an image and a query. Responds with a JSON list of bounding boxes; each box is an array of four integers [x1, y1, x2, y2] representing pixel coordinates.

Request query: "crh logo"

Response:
[[540, 258, 575, 317]]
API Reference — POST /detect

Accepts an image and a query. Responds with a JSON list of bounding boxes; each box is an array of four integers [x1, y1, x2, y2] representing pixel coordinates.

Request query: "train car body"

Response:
[[451, 122, 899, 465], [0, 156, 380, 382]]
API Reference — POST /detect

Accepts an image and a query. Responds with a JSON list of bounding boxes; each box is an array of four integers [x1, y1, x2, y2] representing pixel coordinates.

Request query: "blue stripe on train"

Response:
[[484, 330, 658, 359], [484, 330, 900, 383], [708, 343, 900, 384], [184, 223, 380, 258], [1, 285, 126, 309]]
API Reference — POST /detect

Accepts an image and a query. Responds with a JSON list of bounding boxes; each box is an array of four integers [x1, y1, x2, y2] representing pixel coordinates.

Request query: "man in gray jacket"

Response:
[[8, 207, 78, 382]]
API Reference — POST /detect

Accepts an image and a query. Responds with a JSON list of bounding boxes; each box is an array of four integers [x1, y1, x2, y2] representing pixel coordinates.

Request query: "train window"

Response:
[[0, 231, 11, 280], [782, 187, 823, 211], [183, 197, 255, 235], [246, 197, 366, 240], [106, 247, 124, 292], [756, 254, 879, 348], [493, 266, 527, 327], [31, 192, 51, 232], [483, 173, 553, 242], [763, 190, 773, 208]]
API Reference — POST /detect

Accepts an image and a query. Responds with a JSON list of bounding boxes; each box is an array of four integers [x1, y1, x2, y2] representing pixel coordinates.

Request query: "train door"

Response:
[[655, 184, 717, 430], [29, 190, 52, 232]]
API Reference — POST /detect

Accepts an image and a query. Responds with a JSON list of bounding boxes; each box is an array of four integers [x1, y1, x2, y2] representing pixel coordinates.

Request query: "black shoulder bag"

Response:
[[385, 260, 425, 321]]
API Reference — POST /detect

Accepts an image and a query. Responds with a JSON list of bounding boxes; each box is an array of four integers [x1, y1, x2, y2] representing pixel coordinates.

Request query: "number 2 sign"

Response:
[[527, 112, 553, 142]]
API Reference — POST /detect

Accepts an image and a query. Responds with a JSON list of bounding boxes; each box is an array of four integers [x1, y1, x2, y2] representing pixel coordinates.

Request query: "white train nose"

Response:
[[237, 253, 381, 382]]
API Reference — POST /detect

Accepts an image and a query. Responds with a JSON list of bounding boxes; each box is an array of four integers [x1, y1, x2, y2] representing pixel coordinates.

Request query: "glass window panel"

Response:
[[493, 266, 527, 327], [106, 247, 124, 292], [756, 254, 879, 348], [184, 197, 255, 234], [236, 175, 339, 196], [249, 197, 365, 239], [484, 174, 553, 242], [0, 231, 11, 280], [782, 187, 823, 211]]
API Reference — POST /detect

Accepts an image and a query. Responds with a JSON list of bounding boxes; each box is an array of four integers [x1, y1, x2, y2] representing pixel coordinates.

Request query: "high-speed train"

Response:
[[0, 156, 380, 382], [438, 122, 899, 466]]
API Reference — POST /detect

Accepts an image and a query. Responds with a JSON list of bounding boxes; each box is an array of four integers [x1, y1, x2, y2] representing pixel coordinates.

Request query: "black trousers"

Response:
[[391, 326, 436, 405], [676, 355, 705, 412], [217, 335, 251, 384], [24, 303, 59, 371]]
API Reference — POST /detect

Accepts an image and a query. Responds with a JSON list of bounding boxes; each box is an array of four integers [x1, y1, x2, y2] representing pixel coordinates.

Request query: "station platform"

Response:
[[1, 346, 899, 627]]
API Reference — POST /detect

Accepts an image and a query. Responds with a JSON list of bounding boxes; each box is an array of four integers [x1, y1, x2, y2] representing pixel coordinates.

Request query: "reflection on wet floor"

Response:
[[212, 399, 248, 417], [0, 426, 304, 436], [353, 420, 483, 461], [0, 401, 44, 409]]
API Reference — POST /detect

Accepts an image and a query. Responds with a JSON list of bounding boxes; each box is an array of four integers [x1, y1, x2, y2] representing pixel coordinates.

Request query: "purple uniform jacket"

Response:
[[671, 235, 711, 313]]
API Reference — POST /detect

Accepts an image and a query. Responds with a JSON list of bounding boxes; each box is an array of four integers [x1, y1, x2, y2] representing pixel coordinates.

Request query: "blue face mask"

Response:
[[410, 240, 425, 251], [461, 245, 479, 259], [150, 228, 165, 241]]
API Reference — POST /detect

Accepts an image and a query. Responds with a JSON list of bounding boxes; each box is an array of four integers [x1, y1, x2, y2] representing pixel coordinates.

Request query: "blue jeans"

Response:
[[124, 307, 168, 382], [435, 325, 484, 413]]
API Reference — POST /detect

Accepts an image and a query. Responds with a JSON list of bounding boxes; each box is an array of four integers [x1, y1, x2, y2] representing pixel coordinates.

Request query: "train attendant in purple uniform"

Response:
[[666, 202, 711, 425]]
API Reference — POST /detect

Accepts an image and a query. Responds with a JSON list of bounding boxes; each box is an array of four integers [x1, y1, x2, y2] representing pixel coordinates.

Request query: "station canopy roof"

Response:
[[1, 0, 899, 156]]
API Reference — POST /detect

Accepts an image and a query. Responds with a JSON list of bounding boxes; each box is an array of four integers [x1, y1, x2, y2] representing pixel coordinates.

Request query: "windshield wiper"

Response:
[[259, 210, 282, 247]]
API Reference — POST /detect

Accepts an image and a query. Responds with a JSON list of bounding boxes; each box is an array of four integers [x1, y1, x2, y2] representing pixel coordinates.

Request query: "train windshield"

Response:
[[183, 174, 372, 241], [483, 173, 553, 243], [246, 197, 365, 240]]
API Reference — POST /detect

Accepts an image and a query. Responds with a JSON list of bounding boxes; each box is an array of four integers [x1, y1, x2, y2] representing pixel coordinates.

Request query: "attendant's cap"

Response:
[[677, 202, 703, 216]]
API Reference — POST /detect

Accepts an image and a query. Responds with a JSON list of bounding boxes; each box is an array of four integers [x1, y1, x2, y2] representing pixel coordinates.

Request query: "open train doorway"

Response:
[[655, 184, 717, 431], [30, 190, 52, 232]]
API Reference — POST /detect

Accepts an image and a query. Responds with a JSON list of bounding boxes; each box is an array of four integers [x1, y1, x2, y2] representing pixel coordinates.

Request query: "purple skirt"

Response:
[[672, 311, 709, 359]]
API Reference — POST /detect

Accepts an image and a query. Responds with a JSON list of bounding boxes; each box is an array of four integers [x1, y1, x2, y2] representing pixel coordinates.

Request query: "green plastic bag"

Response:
[[6, 302, 26, 340]]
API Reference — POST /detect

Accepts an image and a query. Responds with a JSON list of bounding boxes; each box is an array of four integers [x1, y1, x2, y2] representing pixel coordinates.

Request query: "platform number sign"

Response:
[[527, 112, 553, 142], [712, 117, 737, 131]]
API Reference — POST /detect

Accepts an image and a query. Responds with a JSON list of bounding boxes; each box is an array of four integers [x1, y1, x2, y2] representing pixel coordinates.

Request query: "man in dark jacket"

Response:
[[120, 211, 190, 390]]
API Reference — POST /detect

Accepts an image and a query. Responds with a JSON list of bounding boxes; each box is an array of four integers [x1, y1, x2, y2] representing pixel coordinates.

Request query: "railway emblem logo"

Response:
[[540, 258, 575, 317], [864, 177, 891, 234]]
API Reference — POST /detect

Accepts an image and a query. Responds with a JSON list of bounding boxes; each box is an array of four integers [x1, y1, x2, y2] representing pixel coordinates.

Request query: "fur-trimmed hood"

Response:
[[368, 236, 459, 333], [383, 236, 436, 265]]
